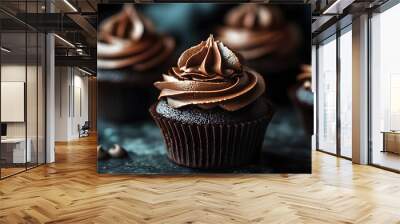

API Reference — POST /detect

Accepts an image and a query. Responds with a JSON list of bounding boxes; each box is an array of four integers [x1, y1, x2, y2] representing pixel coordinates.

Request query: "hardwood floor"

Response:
[[0, 135, 400, 224], [1, 167, 26, 178], [372, 150, 400, 171]]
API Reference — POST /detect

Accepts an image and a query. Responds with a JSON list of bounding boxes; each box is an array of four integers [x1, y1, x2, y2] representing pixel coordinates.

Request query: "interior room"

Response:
[[0, 7, 46, 178], [370, 3, 400, 171], [314, 0, 400, 172], [0, 0, 400, 223], [54, 66, 94, 141]]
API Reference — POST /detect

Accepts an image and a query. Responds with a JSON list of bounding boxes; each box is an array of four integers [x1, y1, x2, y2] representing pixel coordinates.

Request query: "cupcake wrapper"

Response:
[[150, 105, 272, 169]]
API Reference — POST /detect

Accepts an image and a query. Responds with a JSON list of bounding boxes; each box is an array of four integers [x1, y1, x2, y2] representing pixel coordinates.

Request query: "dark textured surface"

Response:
[[155, 98, 273, 125], [98, 106, 311, 174]]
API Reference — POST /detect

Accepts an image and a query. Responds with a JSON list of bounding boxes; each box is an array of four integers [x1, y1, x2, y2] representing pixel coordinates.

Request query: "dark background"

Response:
[[98, 3, 311, 71], [98, 3, 311, 106]]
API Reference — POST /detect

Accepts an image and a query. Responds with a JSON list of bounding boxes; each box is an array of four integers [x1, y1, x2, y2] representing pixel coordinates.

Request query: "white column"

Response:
[[46, 32, 55, 163], [45, 1, 56, 163], [352, 14, 369, 164]]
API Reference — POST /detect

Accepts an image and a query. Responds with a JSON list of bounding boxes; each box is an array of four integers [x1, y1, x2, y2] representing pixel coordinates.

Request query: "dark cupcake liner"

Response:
[[150, 104, 273, 169]]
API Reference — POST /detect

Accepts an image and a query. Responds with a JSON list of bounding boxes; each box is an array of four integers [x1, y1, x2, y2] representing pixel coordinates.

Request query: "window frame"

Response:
[[315, 22, 353, 161]]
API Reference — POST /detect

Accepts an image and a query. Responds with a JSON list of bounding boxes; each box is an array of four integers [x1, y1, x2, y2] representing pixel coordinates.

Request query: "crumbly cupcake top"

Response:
[[154, 35, 265, 111], [97, 4, 174, 70], [297, 64, 311, 90], [217, 4, 299, 60]]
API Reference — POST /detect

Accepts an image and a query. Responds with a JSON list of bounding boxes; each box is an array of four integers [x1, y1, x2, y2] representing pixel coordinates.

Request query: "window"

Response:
[[317, 35, 337, 154], [0, 1, 47, 179], [339, 27, 352, 158], [370, 3, 400, 171]]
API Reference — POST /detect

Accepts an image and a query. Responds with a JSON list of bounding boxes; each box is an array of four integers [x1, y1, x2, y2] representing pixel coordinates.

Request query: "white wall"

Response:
[[54, 66, 89, 141], [55, 66, 70, 141], [1, 65, 26, 138], [1, 65, 39, 138], [72, 73, 89, 138]]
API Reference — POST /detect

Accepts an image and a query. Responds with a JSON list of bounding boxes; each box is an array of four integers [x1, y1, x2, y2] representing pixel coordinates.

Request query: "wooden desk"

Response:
[[382, 131, 400, 154], [1, 138, 31, 163]]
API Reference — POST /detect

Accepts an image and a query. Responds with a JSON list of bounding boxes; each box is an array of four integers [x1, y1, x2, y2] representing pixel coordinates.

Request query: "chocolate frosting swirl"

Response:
[[97, 5, 174, 71], [155, 35, 265, 111], [217, 4, 299, 60]]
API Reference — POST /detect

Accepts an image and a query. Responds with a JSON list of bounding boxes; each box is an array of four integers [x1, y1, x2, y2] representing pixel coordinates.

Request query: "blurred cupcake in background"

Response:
[[289, 64, 313, 135], [217, 4, 299, 75], [217, 4, 300, 104], [98, 4, 175, 74], [97, 4, 175, 122]]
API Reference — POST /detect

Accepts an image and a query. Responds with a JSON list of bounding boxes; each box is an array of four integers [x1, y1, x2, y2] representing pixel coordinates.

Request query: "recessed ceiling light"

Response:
[[63, 0, 78, 12], [54, 34, 75, 48], [1, 47, 11, 53], [78, 67, 93, 76], [322, 0, 354, 15]]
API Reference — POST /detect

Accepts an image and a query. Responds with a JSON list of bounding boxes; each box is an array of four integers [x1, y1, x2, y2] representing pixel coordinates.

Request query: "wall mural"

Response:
[[97, 3, 312, 174]]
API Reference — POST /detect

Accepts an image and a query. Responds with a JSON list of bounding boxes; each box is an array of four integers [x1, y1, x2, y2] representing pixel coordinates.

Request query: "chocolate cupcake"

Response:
[[217, 4, 300, 75], [97, 5, 175, 122], [98, 5, 174, 72], [150, 35, 274, 169], [290, 65, 313, 135]]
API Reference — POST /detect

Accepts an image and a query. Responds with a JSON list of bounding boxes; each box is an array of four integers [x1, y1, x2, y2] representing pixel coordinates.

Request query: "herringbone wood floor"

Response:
[[1, 135, 400, 224]]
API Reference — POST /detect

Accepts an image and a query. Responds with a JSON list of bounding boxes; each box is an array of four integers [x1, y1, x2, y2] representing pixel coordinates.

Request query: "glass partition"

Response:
[[1, 30, 28, 177], [370, 3, 400, 171], [0, 1, 46, 179], [317, 35, 337, 154], [339, 27, 352, 158], [27, 30, 38, 169]]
